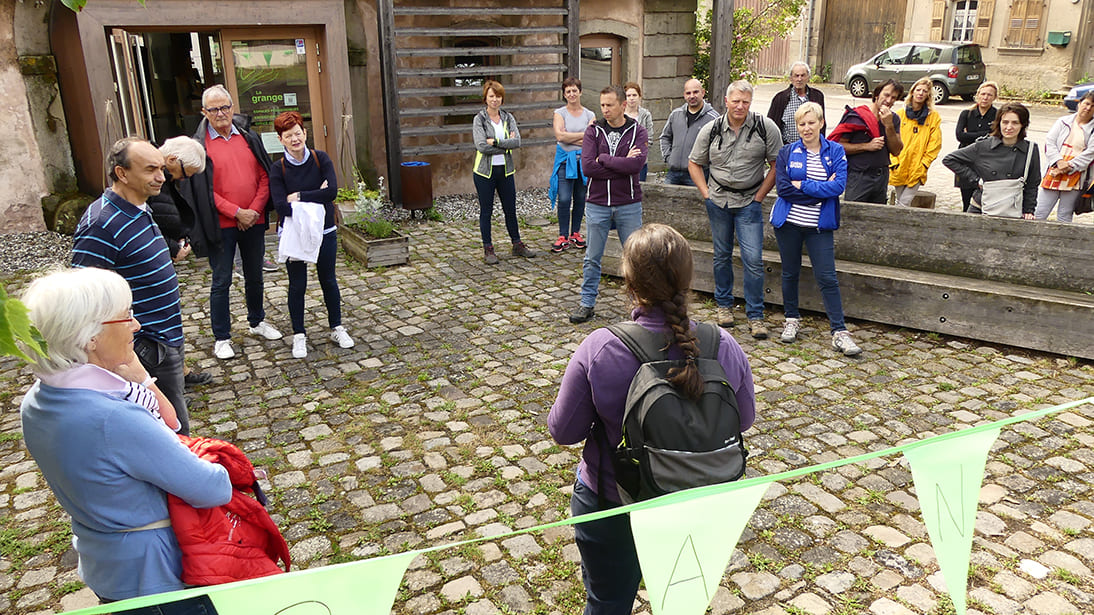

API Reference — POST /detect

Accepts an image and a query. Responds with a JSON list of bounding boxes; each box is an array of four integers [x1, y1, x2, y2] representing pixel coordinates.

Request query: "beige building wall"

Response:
[[1, 1, 48, 233], [904, 0, 1083, 93]]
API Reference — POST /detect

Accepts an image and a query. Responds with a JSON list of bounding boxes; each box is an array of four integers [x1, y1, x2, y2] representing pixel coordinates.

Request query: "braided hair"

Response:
[[620, 224, 704, 400]]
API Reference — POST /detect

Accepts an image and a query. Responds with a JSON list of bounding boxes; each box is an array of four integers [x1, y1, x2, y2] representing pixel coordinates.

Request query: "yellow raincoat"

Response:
[[889, 107, 942, 188]]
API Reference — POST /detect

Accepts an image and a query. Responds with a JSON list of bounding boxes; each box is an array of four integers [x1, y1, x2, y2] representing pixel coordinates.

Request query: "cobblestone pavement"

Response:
[[1, 214, 1092, 615]]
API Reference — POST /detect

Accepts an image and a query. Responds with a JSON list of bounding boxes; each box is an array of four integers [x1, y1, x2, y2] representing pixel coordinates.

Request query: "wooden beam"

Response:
[[377, 0, 403, 204], [396, 45, 567, 58], [709, 0, 733, 106], [394, 26, 567, 38]]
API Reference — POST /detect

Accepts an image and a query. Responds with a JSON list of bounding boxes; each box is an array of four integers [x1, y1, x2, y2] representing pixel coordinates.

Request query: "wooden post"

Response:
[[377, 0, 403, 205], [566, 0, 580, 79], [709, 0, 733, 111]]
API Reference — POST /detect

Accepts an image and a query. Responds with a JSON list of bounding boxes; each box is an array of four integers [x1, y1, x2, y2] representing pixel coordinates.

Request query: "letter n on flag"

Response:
[[904, 428, 1000, 615]]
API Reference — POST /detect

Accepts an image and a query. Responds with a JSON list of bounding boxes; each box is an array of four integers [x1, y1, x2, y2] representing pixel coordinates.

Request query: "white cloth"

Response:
[[277, 201, 326, 264]]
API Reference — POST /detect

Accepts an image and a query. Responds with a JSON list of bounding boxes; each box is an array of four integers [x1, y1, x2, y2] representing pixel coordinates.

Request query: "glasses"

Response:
[[204, 104, 233, 116], [102, 308, 135, 326]]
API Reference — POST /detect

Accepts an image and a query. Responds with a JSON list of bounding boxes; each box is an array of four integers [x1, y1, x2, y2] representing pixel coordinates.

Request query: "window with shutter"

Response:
[[972, 0, 995, 46], [930, 0, 946, 41], [950, 0, 979, 42], [1004, 0, 1044, 48]]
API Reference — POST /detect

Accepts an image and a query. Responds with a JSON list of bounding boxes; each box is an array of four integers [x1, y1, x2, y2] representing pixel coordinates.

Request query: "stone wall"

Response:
[[0, 1, 48, 233]]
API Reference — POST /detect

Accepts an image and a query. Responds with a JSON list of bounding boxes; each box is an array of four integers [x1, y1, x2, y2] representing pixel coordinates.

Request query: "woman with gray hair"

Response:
[[19, 267, 231, 605]]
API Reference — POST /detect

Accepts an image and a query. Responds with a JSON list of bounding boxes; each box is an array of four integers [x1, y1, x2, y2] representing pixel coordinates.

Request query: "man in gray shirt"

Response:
[[688, 80, 782, 338], [660, 78, 720, 186]]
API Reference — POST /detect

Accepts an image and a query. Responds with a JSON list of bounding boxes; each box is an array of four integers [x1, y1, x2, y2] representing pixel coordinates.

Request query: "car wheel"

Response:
[[848, 76, 869, 98], [931, 81, 949, 105]]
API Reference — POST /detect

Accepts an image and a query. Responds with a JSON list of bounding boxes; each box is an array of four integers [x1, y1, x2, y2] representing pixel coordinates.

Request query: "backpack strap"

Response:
[[607, 322, 668, 364], [607, 321, 722, 363]]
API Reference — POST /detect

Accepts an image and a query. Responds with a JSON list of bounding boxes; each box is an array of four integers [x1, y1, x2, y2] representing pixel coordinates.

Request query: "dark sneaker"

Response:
[[569, 305, 595, 324], [484, 245, 499, 265], [512, 241, 536, 258], [551, 236, 570, 253], [569, 231, 587, 249], [184, 371, 213, 388], [262, 259, 278, 272]]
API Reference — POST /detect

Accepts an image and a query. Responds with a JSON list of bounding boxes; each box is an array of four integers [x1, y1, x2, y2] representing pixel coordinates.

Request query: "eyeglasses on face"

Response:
[[204, 104, 233, 115], [101, 308, 135, 325]]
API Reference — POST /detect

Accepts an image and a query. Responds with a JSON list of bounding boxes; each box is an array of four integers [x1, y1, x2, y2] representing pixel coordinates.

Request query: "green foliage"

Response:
[[694, 0, 807, 90], [0, 287, 47, 365]]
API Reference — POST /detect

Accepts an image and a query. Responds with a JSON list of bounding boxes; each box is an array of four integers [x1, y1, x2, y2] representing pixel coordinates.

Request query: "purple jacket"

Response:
[[548, 308, 756, 503], [580, 117, 648, 207]]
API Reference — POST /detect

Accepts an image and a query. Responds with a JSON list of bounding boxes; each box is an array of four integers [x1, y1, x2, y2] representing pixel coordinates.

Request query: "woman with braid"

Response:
[[548, 223, 756, 615]]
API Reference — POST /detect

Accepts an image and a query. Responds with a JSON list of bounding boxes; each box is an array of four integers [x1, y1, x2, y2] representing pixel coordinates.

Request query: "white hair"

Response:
[[789, 61, 811, 76], [160, 136, 206, 175], [726, 80, 754, 98], [21, 267, 132, 375], [201, 84, 233, 108]]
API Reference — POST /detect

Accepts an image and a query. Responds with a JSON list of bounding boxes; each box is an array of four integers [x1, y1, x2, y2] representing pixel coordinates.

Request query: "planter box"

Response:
[[340, 226, 409, 268]]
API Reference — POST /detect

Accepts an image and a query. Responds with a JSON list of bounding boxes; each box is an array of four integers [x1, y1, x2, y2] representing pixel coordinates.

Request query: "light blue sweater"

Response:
[[20, 382, 231, 600]]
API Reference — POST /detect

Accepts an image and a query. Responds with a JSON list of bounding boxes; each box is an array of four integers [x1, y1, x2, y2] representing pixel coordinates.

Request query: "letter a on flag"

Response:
[[904, 428, 999, 615], [630, 483, 768, 615]]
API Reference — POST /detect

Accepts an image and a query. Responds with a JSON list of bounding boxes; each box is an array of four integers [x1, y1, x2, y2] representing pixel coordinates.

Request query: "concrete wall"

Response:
[[1, 1, 48, 232], [904, 0, 1084, 93]]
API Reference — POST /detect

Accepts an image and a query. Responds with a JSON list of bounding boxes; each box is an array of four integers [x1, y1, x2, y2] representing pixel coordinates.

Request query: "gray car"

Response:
[[843, 42, 985, 105]]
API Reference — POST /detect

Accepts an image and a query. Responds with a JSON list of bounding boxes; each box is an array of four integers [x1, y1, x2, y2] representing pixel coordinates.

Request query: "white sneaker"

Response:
[[249, 321, 283, 340], [780, 318, 800, 344], [330, 325, 354, 349], [292, 333, 307, 358], [832, 330, 862, 356], [214, 339, 235, 359]]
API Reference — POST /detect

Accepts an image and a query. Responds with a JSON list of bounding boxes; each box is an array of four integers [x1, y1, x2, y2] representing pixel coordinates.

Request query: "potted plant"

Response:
[[339, 182, 409, 268]]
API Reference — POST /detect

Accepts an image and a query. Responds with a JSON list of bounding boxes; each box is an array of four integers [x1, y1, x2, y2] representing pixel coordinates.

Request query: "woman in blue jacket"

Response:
[[770, 102, 860, 356]]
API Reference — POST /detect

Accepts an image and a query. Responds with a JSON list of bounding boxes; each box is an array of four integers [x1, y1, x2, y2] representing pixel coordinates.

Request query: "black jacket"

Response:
[[188, 114, 274, 256], [766, 84, 826, 143], [147, 175, 195, 259]]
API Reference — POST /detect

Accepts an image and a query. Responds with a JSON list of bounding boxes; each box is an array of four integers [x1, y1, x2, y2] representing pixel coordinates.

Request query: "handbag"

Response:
[[1076, 177, 1094, 216], [978, 143, 1035, 218]]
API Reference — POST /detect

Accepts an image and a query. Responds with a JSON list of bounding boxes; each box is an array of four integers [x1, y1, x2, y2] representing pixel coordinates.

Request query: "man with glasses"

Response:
[[72, 137, 193, 434], [192, 84, 282, 360]]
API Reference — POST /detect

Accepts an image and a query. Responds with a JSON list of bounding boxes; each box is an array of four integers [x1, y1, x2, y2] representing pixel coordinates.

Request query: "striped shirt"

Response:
[[785, 150, 827, 228], [71, 189, 184, 347]]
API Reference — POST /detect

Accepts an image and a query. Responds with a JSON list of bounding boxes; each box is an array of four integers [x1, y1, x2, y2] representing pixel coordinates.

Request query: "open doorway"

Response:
[[579, 34, 622, 111]]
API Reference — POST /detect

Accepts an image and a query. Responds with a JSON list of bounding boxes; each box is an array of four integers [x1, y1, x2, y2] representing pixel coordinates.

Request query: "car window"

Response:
[[954, 45, 982, 65], [879, 46, 913, 66], [909, 46, 941, 65]]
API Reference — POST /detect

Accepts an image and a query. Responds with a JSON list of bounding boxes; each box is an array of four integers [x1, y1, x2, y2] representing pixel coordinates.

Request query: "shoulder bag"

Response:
[[979, 143, 1035, 218]]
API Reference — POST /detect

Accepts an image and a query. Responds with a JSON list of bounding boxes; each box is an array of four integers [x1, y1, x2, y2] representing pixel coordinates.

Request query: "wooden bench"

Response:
[[602, 183, 1094, 360]]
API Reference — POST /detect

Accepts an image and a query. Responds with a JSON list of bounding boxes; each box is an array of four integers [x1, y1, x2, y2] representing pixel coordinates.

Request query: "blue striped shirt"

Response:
[[71, 189, 184, 347], [785, 150, 827, 228]]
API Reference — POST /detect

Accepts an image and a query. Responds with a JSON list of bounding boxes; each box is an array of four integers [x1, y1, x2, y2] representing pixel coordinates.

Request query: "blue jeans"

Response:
[[474, 166, 520, 246], [571, 477, 641, 615], [705, 199, 765, 319], [556, 169, 586, 237], [581, 201, 642, 308], [664, 168, 694, 186], [208, 225, 267, 341], [286, 231, 342, 335], [773, 223, 846, 332]]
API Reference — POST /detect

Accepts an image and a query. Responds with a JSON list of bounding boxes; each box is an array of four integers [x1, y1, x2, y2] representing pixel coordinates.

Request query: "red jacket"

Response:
[[169, 435, 290, 585]]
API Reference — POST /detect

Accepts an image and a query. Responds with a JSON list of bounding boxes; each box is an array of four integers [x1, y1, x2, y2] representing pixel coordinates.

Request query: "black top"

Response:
[[268, 149, 339, 229], [956, 106, 997, 147], [846, 113, 901, 173]]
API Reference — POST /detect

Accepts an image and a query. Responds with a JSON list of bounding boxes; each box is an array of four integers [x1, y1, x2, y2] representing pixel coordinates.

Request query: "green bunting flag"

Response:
[[630, 483, 769, 615], [904, 428, 1000, 615]]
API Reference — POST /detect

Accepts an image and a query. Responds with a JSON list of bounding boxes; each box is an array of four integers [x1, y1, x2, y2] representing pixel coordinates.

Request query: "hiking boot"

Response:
[[483, 245, 499, 265], [330, 325, 355, 349], [832, 330, 862, 356], [550, 236, 570, 253], [780, 318, 800, 343], [512, 241, 537, 258], [749, 319, 768, 340], [569, 231, 587, 249], [569, 305, 595, 324], [249, 321, 283, 340], [716, 307, 734, 327], [292, 333, 307, 359]]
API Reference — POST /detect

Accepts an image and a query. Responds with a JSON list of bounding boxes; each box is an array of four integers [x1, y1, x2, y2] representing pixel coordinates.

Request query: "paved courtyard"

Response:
[[0, 216, 1091, 615]]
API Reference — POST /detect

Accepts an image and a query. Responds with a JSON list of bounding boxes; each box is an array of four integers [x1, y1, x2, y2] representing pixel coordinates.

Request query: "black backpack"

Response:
[[605, 321, 748, 504]]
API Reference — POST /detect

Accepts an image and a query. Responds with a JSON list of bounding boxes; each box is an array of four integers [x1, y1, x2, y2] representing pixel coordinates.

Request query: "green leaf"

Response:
[[61, 0, 88, 12], [0, 287, 47, 365]]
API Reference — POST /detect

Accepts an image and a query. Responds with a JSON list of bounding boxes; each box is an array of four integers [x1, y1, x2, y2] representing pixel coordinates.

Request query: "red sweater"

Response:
[[205, 132, 270, 229]]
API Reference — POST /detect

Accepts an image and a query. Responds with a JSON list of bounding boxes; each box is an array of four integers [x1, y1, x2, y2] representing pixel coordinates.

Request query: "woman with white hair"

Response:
[[19, 267, 231, 605]]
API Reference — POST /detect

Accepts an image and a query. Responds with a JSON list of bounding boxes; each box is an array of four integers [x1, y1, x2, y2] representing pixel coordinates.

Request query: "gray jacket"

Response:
[[472, 109, 521, 177], [659, 101, 720, 171]]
